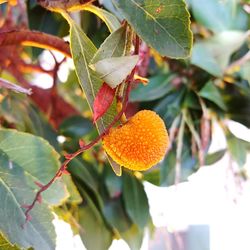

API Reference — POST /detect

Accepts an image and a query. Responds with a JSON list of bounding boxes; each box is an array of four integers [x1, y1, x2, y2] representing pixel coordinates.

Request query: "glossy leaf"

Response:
[[0, 150, 56, 250], [62, 13, 122, 175], [93, 83, 116, 122], [199, 81, 226, 110], [113, 0, 193, 58], [0, 129, 68, 205], [130, 74, 174, 102], [90, 55, 139, 88], [122, 173, 149, 229]]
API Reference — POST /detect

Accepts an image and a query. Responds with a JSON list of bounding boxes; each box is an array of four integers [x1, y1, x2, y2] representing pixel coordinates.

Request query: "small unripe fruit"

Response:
[[103, 110, 169, 171]]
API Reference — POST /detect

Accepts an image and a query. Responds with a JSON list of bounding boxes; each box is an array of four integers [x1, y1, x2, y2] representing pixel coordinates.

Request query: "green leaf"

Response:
[[154, 86, 185, 125], [227, 132, 247, 167], [103, 196, 143, 249], [199, 81, 226, 110], [204, 150, 226, 166], [103, 164, 122, 198], [130, 74, 174, 102], [91, 25, 127, 64], [113, 0, 193, 58], [121, 224, 143, 250], [103, 198, 132, 233], [0, 150, 56, 250], [59, 115, 93, 138], [191, 31, 247, 77], [62, 175, 82, 204], [0, 233, 22, 250], [62, 13, 122, 176], [160, 148, 197, 187], [90, 55, 139, 88], [143, 169, 160, 186], [0, 129, 68, 206], [83, 4, 120, 32], [0, 94, 60, 151], [122, 173, 149, 229], [241, 61, 250, 85], [190, 0, 248, 33], [77, 187, 112, 250], [67, 158, 98, 194]]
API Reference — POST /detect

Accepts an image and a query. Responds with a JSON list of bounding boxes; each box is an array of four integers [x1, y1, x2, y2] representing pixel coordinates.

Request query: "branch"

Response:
[[23, 79, 132, 224], [0, 30, 71, 57], [22, 31, 140, 224]]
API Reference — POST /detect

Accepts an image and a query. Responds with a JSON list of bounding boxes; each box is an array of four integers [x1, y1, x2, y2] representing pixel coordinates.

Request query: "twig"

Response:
[[23, 29, 140, 224], [0, 30, 71, 57], [0, 78, 32, 95], [23, 80, 132, 223], [175, 114, 185, 185]]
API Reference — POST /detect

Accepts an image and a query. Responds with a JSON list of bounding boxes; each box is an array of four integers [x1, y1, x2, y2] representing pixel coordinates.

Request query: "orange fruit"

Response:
[[102, 110, 169, 171]]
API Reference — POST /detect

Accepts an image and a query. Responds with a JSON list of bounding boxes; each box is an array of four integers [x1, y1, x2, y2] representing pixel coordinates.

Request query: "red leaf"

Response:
[[93, 83, 116, 123]]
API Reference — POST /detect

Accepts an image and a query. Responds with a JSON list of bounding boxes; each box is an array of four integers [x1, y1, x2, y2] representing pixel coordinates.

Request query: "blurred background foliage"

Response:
[[0, 0, 250, 250]]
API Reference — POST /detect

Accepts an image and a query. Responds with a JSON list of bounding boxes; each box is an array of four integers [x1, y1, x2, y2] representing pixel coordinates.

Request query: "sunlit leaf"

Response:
[[83, 4, 120, 32], [0, 233, 22, 250], [113, 0, 193, 58]]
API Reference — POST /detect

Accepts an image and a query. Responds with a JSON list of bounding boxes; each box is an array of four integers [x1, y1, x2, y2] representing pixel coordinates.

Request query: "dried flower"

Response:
[[103, 110, 169, 171]]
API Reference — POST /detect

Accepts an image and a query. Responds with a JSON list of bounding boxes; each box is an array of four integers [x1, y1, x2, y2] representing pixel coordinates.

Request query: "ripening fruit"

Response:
[[102, 110, 169, 171]]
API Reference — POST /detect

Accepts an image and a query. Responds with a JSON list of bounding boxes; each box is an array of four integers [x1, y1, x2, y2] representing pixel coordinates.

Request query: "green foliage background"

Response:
[[0, 0, 250, 249]]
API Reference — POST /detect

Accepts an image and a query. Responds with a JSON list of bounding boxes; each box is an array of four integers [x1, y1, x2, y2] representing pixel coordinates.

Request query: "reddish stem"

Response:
[[0, 30, 71, 57], [23, 33, 140, 224]]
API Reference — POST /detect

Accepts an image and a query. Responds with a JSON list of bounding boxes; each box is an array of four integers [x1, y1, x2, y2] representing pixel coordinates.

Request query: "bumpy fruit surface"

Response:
[[103, 110, 169, 171]]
